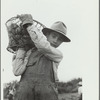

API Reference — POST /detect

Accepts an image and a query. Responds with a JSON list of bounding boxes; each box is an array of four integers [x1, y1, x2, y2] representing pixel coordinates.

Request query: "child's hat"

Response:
[[42, 21, 71, 42]]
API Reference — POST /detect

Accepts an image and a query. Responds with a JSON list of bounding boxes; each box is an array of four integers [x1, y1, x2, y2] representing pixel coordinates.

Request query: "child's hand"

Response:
[[27, 25, 38, 40], [27, 24, 43, 42]]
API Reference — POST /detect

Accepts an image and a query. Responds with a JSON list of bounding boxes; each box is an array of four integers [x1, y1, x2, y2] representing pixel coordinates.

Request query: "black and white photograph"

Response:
[[1, 0, 99, 100]]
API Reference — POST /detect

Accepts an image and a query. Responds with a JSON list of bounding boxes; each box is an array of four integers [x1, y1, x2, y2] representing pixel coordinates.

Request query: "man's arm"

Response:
[[27, 25, 63, 63]]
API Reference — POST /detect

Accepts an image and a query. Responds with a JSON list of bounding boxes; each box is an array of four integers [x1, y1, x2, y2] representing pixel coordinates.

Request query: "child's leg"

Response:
[[35, 83, 58, 100], [13, 81, 35, 100]]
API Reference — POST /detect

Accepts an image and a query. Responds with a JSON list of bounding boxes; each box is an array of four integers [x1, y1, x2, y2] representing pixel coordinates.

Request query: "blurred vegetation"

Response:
[[57, 78, 82, 94], [3, 80, 19, 99], [3, 78, 82, 99]]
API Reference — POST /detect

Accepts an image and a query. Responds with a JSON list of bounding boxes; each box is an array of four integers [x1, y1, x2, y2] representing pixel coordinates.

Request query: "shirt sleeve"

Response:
[[27, 25, 63, 63], [12, 48, 31, 76]]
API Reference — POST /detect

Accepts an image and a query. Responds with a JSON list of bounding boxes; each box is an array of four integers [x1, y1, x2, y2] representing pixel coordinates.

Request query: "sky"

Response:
[[1, 0, 99, 100]]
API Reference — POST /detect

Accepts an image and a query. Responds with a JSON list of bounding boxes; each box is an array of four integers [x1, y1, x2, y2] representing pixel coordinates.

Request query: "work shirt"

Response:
[[12, 24, 63, 81]]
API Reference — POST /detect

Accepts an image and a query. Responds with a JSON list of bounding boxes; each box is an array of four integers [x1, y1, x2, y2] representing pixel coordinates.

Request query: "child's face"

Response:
[[46, 32, 63, 48]]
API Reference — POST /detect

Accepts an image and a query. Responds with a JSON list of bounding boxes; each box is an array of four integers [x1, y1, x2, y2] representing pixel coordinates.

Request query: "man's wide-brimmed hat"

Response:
[[42, 21, 71, 42]]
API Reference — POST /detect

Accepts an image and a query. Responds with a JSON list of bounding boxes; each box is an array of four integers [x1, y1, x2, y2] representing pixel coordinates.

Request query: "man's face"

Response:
[[46, 32, 63, 48]]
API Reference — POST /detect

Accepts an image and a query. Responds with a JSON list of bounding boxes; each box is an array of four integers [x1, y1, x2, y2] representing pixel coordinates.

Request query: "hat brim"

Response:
[[42, 28, 71, 42]]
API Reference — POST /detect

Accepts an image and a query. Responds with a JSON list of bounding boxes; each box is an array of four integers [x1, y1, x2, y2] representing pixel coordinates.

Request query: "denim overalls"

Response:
[[14, 48, 58, 100]]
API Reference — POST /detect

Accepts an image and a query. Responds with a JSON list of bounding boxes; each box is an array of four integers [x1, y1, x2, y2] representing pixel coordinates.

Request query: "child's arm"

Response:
[[12, 48, 31, 76], [27, 25, 63, 63]]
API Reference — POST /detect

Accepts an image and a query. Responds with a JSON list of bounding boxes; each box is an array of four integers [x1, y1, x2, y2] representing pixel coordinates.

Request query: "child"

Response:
[[12, 21, 71, 100]]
